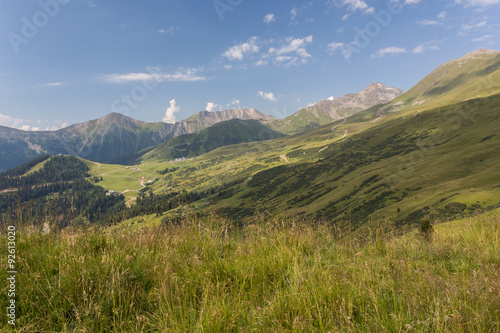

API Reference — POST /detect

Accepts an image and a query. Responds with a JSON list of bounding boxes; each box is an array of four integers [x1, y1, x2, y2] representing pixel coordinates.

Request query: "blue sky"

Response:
[[0, 0, 499, 130]]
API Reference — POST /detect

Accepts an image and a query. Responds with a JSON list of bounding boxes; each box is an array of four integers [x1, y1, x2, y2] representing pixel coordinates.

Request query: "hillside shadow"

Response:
[[423, 74, 466, 96]]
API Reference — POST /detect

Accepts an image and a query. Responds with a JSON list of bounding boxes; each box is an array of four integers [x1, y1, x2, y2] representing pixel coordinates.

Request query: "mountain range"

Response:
[[77, 48, 498, 225], [0, 84, 400, 171], [266, 82, 403, 134], [1, 49, 499, 228]]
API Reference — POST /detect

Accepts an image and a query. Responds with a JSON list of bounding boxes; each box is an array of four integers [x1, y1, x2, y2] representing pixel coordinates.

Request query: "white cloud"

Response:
[[226, 99, 241, 107], [103, 68, 206, 83], [462, 20, 487, 30], [471, 34, 493, 42], [328, 96, 335, 101], [158, 27, 177, 35], [417, 20, 443, 26], [222, 35, 313, 68], [224, 65, 233, 70], [269, 35, 313, 65], [275, 56, 293, 62], [37, 82, 66, 87], [264, 13, 275, 23], [0, 114, 68, 131], [404, 0, 421, 4], [258, 91, 277, 102], [455, 0, 500, 6], [437, 11, 447, 20], [372, 47, 407, 58], [163, 99, 180, 124], [413, 44, 439, 54], [223, 36, 260, 61], [331, 0, 375, 15], [205, 102, 218, 112], [0, 113, 26, 129], [327, 42, 352, 60], [270, 35, 313, 55], [290, 2, 313, 23]]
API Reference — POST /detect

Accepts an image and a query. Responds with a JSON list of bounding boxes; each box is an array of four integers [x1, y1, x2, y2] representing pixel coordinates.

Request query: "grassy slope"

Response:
[[87, 92, 500, 225], [81, 50, 500, 222], [1, 210, 499, 331], [139, 119, 285, 162], [218, 94, 500, 224]]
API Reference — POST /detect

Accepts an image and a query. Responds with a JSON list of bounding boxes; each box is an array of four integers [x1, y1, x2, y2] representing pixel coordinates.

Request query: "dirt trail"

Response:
[[125, 197, 137, 206], [280, 154, 290, 163], [331, 118, 347, 131]]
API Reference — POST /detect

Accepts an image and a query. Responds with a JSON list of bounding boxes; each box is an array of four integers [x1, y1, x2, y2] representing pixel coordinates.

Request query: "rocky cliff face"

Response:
[[182, 108, 275, 132], [305, 82, 403, 120], [266, 83, 403, 134]]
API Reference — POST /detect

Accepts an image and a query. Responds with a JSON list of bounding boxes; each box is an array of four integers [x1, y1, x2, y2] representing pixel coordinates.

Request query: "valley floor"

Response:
[[1, 210, 499, 332]]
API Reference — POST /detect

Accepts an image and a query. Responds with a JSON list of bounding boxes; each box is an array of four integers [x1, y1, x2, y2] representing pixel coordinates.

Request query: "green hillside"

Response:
[[215, 93, 500, 225], [3, 50, 499, 229], [390, 49, 500, 113], [2, 207, 499, 331], [139, 119, 286, 162], [81, 50, 500, 229]]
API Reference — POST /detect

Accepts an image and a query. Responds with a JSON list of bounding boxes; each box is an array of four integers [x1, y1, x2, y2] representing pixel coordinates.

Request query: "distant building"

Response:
[[106, 190, 120, 196]]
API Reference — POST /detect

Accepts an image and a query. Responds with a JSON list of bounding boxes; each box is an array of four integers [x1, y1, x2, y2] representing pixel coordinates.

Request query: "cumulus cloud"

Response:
[[371, 47, 407, 58], [222, 35, 313, 68], [163, 99, 180, 124], [0, 113, 67, 131], [328, 96, 335, 101], [437, 11, 447, 20], [331, 0, 375, 17], [205, 102, 218, 112], [223, 36, 260, 61], [258, 91, 278, 102], [226, 99, 241, 108], [327, 42, 353, 60], [0, 113, 26, 129], [103, 68, 206, 83], [264, 13, 275, 23], [404, 0, 421, 4], [269, 35, 313, 66]]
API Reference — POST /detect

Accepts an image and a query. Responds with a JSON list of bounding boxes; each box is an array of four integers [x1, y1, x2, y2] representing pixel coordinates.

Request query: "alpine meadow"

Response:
[[1, 1, 500, 332]]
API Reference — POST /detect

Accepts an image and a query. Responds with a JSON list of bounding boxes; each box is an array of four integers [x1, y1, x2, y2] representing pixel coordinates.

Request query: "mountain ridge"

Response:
[[0, 108, 274, 171], [266, 82, 403, 134]]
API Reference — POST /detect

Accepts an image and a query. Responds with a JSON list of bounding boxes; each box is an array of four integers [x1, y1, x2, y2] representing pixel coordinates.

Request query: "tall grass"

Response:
[[1, 212, 499, 332]]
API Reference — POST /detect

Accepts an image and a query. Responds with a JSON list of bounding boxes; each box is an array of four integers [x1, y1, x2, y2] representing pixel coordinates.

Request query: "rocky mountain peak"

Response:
[[365, 82, 388, 91]]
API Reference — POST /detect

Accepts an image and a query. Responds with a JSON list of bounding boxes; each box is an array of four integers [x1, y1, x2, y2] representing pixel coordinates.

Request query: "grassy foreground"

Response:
[[1, 212, 499, 332]]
